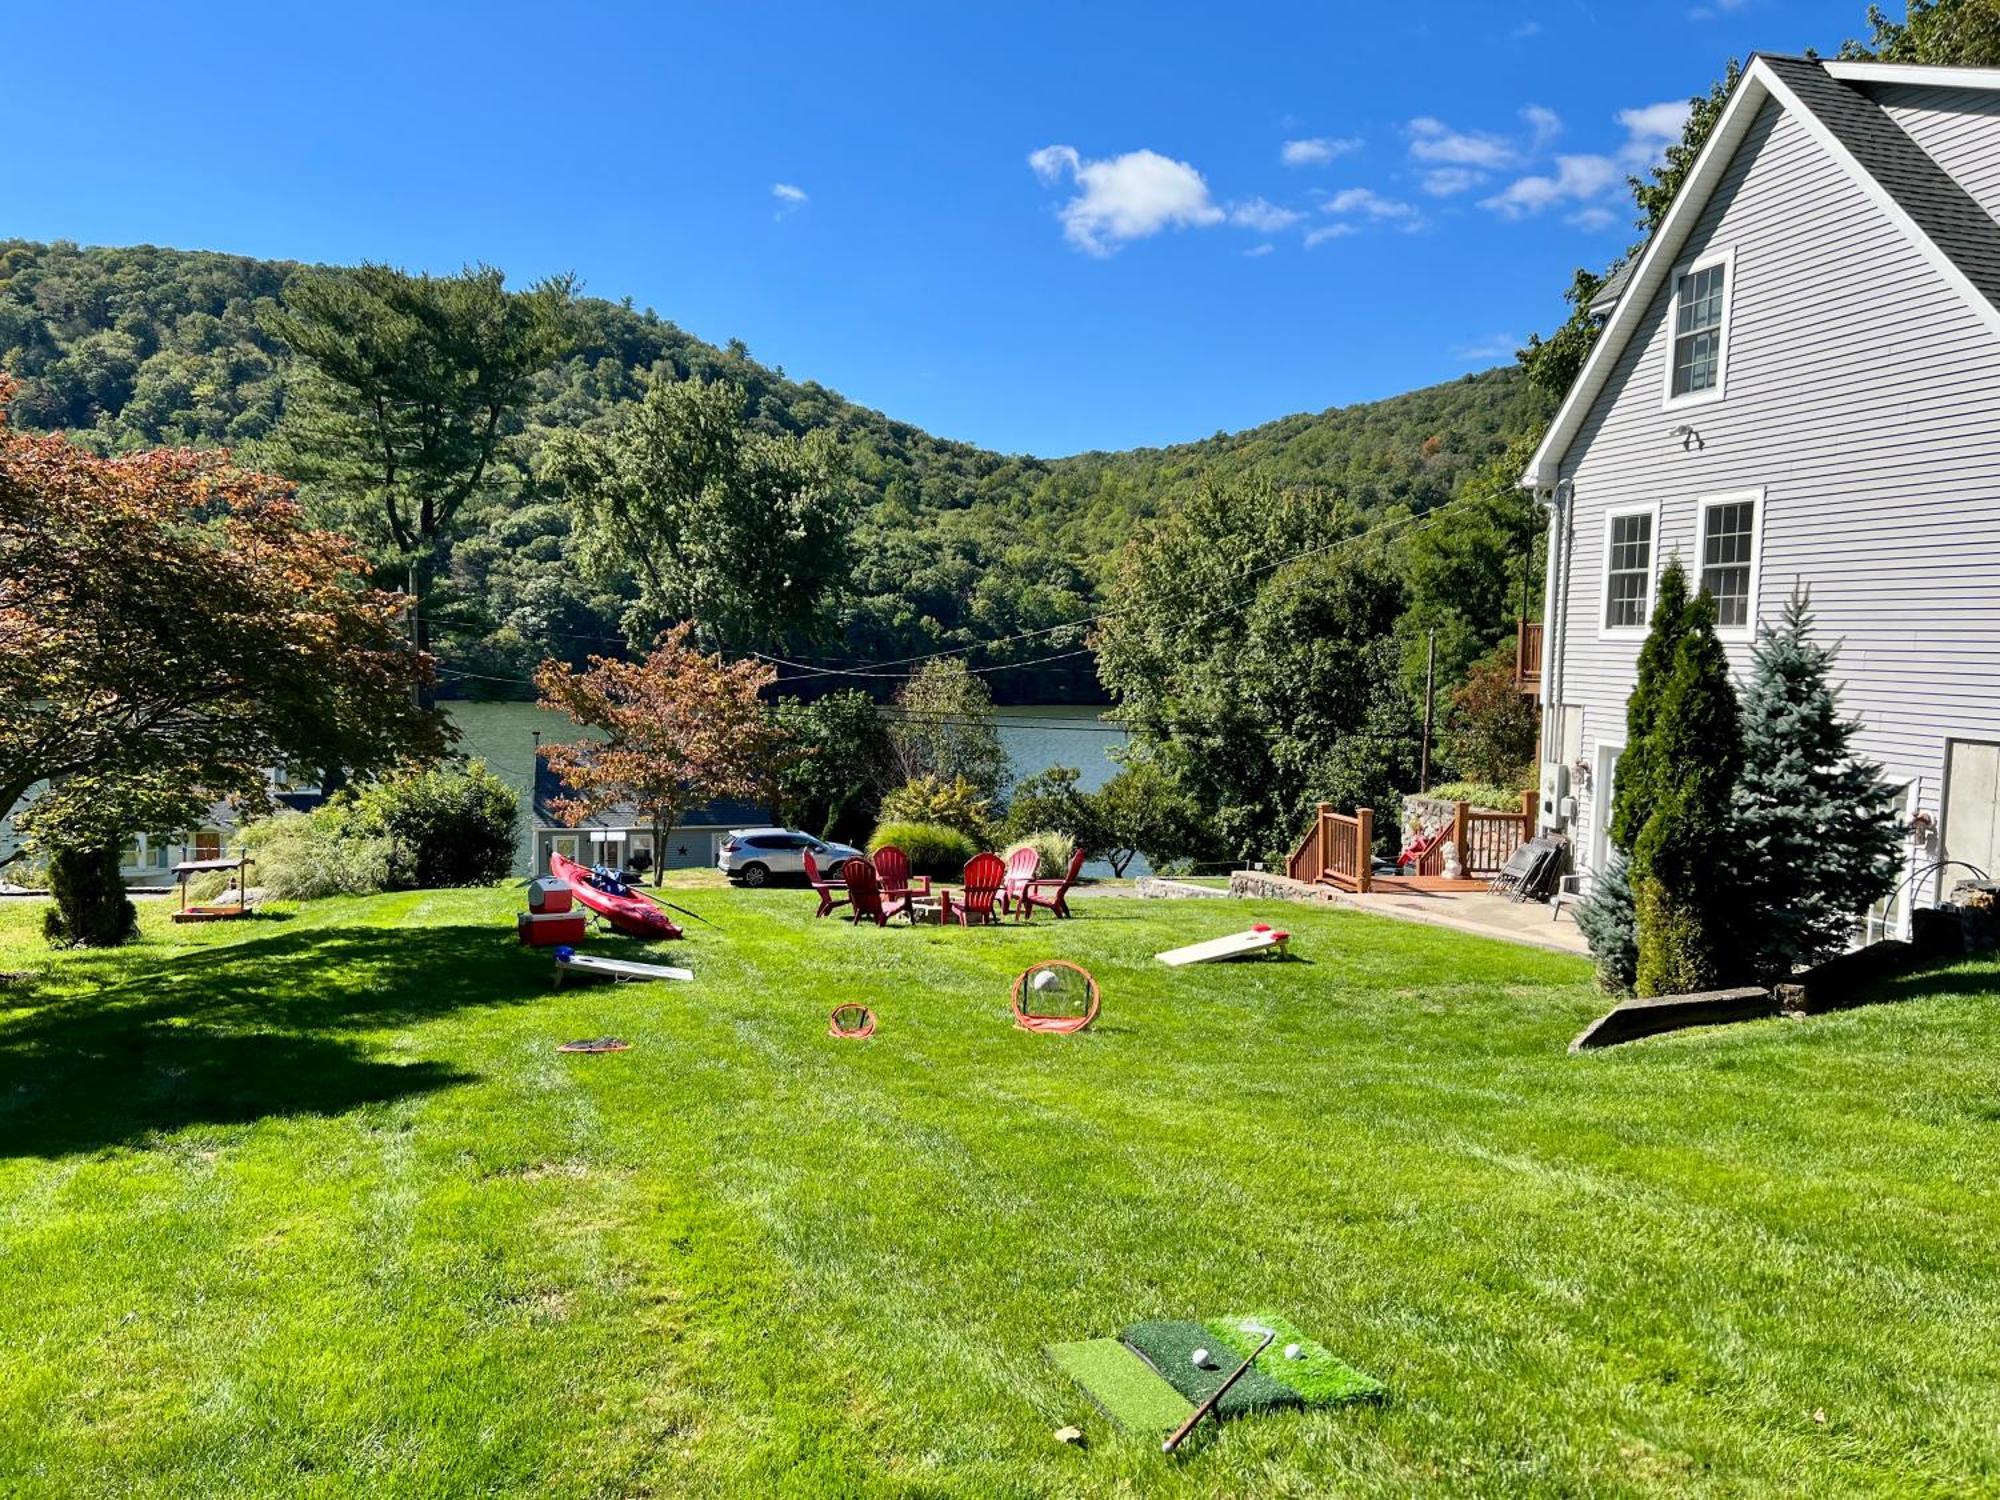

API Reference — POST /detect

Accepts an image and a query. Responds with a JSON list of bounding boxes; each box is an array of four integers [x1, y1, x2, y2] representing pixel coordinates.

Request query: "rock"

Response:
[[1053, 1425, 1086, 1446]]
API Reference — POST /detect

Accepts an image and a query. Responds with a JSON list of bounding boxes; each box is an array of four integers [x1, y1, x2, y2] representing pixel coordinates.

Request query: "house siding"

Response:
[[1552, 96, 2000, 890]]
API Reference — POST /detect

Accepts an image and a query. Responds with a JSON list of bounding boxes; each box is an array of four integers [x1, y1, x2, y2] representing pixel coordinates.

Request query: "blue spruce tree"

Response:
[[1732, 588, 1904, 980]]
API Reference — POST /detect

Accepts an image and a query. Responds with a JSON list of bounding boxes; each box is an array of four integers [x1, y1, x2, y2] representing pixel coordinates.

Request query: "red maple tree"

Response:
[[534, 624, 786, 884]]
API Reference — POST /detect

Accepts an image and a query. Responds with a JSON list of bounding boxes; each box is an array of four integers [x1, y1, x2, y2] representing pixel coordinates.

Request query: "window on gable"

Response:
[[1671, 261, 1727, 398], [1604, 511, 1655, 631], [1700, 496, 1758, 629]]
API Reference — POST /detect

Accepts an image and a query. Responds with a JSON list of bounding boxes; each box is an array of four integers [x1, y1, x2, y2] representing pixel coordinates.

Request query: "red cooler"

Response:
[[518, 910, 587, 947]]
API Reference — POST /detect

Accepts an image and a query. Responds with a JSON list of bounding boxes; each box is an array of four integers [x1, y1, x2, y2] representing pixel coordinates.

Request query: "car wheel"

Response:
[[739, 862, 769, 888]]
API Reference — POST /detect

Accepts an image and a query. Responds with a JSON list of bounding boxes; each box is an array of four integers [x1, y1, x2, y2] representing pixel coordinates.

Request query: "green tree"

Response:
[[1518, 268, 1608, 407], [350, 761, 520, 890], [268, 263, 578, 673], [1090, 762, 1205, 876], [1097, 474, 1407, 863], [1732, 590, 1905, 980], [1576, 854, 1638, 995], [885, 659, 1010, 798], [1004, 765, 1096, 843], [769, 690, 890, 841], [1844, 0, 2000, 63], [542, 375, 855, 648], [1632, 64, 1743, 236], [1609, 559, 1693, 855], [1443, 639, 1539, 786], [1631, 592, 1743, 996]]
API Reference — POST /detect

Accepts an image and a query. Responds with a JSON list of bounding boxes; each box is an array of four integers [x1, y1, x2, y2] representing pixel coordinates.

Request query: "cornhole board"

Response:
[[1155, 926, 1290, 966], [553, 951, 693, 988]]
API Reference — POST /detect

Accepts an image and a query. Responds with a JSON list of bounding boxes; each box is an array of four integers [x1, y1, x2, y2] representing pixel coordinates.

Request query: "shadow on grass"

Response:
[[0, 923, 554, 1159]]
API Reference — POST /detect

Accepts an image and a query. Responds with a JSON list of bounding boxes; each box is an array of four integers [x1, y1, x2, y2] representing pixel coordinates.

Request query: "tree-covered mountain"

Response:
[[0, 238, 1543, 701]]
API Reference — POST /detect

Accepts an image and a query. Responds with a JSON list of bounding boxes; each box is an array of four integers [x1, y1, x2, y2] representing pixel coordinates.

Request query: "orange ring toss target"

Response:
[[828, 1004, 877, 1039], [1010, 960, 1100, 1034]]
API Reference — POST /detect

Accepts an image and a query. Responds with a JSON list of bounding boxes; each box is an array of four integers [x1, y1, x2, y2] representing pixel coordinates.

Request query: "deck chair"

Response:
[[1489, 836, 1566, 903], [872, 845, 932, 904], [803, 849, 849, 919], [842, 857, 911, 926], [940, 852, 1006, 926], [1017, 846, 1087, 921], [1396, 822, 1449, 873], [999, 846, 1040, 913]]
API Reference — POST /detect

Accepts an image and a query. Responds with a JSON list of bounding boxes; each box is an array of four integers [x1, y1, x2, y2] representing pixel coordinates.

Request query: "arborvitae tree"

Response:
[[1608, 558, 1692, 855], [43, 843, 137, 948], [1631, 591, 1743, 995], [1576, 854, 1638, 994], [1733, 588, 1904, 980]]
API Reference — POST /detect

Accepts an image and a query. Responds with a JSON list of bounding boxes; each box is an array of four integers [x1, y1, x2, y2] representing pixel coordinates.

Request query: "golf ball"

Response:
[[1284, 1343, 1304, 1361], [1190, 1348, 1211, 1368]]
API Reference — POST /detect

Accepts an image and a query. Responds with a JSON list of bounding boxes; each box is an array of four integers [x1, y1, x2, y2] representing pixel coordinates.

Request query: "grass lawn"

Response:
[[2, 886, 1997, 1496]]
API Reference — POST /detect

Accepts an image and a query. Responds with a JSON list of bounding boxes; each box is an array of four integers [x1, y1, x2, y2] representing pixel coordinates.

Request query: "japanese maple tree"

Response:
[[535, 624, 786, 885], [0, 379, 444, 940]]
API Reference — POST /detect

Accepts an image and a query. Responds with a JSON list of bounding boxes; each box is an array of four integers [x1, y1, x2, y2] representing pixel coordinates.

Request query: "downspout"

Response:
[[1533, 479, 1570, 758]]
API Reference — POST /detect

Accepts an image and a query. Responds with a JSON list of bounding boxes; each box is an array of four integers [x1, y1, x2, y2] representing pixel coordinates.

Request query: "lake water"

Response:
[[445, 700, 1143, 876]]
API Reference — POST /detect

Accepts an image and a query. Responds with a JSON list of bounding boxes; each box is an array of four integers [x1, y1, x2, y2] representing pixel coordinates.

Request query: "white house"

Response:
[[1522, 54, 2000, 939]]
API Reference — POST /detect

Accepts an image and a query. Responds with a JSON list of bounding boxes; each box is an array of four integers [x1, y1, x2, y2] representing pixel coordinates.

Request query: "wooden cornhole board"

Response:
[[553, 951, 693, 988], [1155, 926, 1290, 967]]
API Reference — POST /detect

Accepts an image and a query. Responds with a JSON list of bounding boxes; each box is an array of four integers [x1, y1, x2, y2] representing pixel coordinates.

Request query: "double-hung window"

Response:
[[1601, 504, 1658, 636], [1699, 489, 1763, 636], [1666, 248, 1732, 404]]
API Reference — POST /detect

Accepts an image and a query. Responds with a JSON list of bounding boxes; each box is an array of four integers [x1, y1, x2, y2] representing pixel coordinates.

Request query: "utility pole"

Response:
[[1419, 630, 1436, 793]]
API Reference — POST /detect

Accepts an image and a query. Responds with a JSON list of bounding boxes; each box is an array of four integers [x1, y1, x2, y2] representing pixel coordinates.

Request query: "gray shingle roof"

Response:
[[1761, 53, 2000, 319]]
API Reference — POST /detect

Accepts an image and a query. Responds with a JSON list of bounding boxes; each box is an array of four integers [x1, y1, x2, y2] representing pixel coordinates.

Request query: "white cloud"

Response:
[[1229, 197, 1305, 232], [1480, 153, 1621, 217], [1455, 332, 1523, 362], [1304, 223, 1357, 248], [1282, 135, 1363, 166], [1510, 19, 1543, 39], [1474, 97, 1689, 227], [1617, 100, 1692, 165], [1522, 104, 1563, 149], [1689, 0, 1750, 17], [1421, 167, 1484, 197], [1325, 186, 1417, 220], [1408, 117, 1516, 169], [1027, 144, 1225, 255], [771, 182, 808, 217], [1243, 242, 1276, 257]]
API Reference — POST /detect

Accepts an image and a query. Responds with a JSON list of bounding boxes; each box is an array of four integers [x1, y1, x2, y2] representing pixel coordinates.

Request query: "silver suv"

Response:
[[717, 827, 865, 887]]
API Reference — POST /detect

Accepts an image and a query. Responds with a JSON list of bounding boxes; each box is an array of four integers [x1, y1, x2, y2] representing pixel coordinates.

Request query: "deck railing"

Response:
[[1285, 804, 1374, 892], [1515, 618, 1544, 696], [1289, 792, 1536, 887]]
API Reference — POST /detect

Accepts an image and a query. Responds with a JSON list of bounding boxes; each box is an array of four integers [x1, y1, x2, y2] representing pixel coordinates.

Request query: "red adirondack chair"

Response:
[[803, 848, 849, 919], [939, 852, 1006, 926], [872, 845, 932, 903], [999, 846, 1039, 914], [1018, 846, 1087, 921], [842, 857, 911, 926]]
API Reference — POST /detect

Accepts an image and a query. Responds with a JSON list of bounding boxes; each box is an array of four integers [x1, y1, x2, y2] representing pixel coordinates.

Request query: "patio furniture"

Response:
[[872, 845, 932, 905], [1488, 836, 1566, 903], [1550, 870, 1594, 923], [803, 849, 850, 919], [843, 857, 913, 926], [999, 846, 1039, 913], [1017, 846, 1087, 921], [939, 852, 1007, 926]]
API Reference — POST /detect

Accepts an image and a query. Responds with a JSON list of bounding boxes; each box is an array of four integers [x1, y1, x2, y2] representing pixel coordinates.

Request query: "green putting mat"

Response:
[[1045, 1339, 1194, 1434], [1121, 1320, 1304, 1418], [1207, 1314, 1385, 1407]]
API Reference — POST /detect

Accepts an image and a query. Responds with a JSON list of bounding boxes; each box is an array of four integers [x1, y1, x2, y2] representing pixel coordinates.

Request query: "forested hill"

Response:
[[0, 239, 1543, 700]]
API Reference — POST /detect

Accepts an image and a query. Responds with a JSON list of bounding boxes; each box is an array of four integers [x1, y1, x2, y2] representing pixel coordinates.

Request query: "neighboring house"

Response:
[[1522, 54, 2000, 940], [1, 772, 323, 887], [530, 757, 767, 876]]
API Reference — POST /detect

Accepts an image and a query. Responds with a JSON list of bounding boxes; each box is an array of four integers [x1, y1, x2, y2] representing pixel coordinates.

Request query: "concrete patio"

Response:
[[1223, 871, 1590, 957]]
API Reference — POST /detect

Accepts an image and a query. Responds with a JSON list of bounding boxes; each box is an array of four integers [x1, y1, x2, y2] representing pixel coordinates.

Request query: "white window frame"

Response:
[[1661, 244, 1735, 410], [1696, 487, 1765, 642], [1597, 501, 1661, 641]]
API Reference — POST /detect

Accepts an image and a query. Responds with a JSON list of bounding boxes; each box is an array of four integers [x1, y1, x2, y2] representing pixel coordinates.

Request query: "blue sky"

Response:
[[4, 0, 1865, 455]]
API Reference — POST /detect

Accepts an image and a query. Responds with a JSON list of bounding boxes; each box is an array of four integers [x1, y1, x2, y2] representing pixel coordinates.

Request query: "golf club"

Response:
[[1162, 1324, 1275, 1454]]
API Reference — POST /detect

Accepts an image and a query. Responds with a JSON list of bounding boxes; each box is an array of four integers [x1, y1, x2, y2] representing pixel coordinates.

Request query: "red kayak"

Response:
[[549, 850, 683, 940]]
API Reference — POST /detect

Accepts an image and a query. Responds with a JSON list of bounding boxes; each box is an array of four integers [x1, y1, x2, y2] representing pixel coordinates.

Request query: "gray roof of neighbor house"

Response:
[[1525, 54, 2000, 487], [532, 759, 767, 832]]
